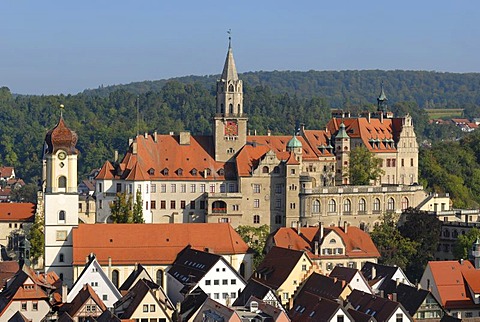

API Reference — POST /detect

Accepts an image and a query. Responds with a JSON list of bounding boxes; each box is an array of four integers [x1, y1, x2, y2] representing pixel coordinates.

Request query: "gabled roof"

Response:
[[329, 266, 372, 293], [96, 161, 115, 180], [232, 279, 278, 307], [0, 262, 20, 289], [67, 255, 121, 306], [118, 264, 154, 294], [180, 287, 209, 321], [61, 283, 107, 317], [347, 289, 409, 322], [295, 272, 349, 301], [271, 226, 380, 260], [380, 280, 434, 317], [251, 246, 308, 290], [425, 260, 480, 309], [289, 292, 347, 322], [72, 223, 251, 266], [168, 247, 222, 293], [0, 203, 35, 222], [361, 262, 409, 288], [7, 311, 30, 322], [0, 166, 15, 178], [96, 309, 122, 322]]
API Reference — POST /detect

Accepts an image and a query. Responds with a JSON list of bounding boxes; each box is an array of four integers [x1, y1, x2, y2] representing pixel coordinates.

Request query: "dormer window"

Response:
[[148, 168, 155, 175], [162, 168, 169, 176], [218, 168, 225, 176], [191, 168, 197, 176], [177, 168, 183, 176], [205, 168, 212, 176]]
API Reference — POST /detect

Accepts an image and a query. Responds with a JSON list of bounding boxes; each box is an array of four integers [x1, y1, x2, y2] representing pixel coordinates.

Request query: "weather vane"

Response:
[[59, 104, 65, 118], [227, 29, 232, 47]]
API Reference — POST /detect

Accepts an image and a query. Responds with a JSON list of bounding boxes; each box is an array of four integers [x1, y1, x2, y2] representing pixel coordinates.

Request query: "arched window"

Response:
[[343, 199, 351, 213], [373, 198, 381, 212], [312, 200, 320, 214], [229, 104, 234, 114], [237, 104, 241, 112], [273, 166, 280, 174], [358, 198, 366, 213], [253, 215, 260, 224], [387, 198, 395, 211], [262, 166, 269, 174], [401, 197, 409, 210], [328, 199, 336, 213], [59, 210, 66, 221], [112, 270, 119, 288], [220, 103, 224, 113], [156, 269, 164, 287], [359, 222, 366, 231], [228, 84, 234, 92], [58, 176, 67, 189], [240, 263, 246, 278]]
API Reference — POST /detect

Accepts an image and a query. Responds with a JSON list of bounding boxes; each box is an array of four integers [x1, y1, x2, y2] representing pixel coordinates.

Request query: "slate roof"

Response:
[[380, 280, 433, 317], [271, 226, 380, 260], [168, 246, 221, 293], [114, 279, 154, 319], [0, 203, 35, 222], [72, 223, 251, 266], [232, 279, 276, 307], [295, 273, 348, 301], [289, 292, 348, 322], [251, 246, 306, 289], [0, 262, 20, 289], [7, 311, 30, 322], [96, 309, 122, 322], [361, 262, 404, 288], [118, 263, 154, 293], [347, 289, 407, 322], [329, 266, 360, 283], [180, 287, 209, 322]]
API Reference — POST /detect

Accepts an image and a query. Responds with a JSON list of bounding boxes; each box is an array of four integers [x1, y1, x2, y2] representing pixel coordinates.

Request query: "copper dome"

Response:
[[45, 117, 78, 154]]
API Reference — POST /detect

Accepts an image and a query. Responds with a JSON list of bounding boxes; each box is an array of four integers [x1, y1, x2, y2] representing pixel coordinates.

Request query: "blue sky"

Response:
[[1, 1, 479, 95]]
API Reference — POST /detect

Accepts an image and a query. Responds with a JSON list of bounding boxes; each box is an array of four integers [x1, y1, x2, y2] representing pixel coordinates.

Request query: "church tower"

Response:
[[214, 38, 248, 162], [43, 109, 79, 287]]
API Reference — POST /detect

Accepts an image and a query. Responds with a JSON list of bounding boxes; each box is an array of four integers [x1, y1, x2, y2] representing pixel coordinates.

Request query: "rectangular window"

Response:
[[137, 184, 141, 193], [290, 203, 296, 209], [98, 183, 103, 193], [205, 280, 211, 285], [231, 279, 236, 285], [161, 184, 166, 193], [190, 184, 196, 193], [214, 280, 219, 285], [228, 183, 235, 193], [337, 315, 344, 322], [151, 200, 156, 209], [302, 265, 307, 271], [214, 293, 219, 299], [200, 184, 206, 193], [232, 204, 239, 211], [210, 184, 215, 193], [275, 184, 282, 194], [396, 313, 403, 322], [145, 201, 149, 210], [103, 294, 108, 301], [170, 184, 176, 193], [32, 302, 38, 311], [150, 304, 155, 312], [220, 184, 226, 193], [223, 293, 229, 299], [386, 159, 391, 167], [99, 200, 103, 209], [21, 302, 27, 311], [146, 184, 149, 194], [275, 199, 281, 208], [170, 201, 176, 209], [222, 279, 228, 285], [78, 203, 83, 212], [190, 201, 195, 209], [160, 200, 166, 209], [116, 183, 122, 193], [180, 200, 186, 209], [231, 292, 236, 299], [411, 158, 414, 166], [151, 184, 156, 193], [200, 201, 206, 209], [291, 169, 296, 175], [253, 184, 261, 193], [143, 304, 149, 312], [181, 184, 186, 193], [283, 292, 289, 300], [254, 199, 260, 208], [56, 230, 67, 241], [401, 159, 404, 167]]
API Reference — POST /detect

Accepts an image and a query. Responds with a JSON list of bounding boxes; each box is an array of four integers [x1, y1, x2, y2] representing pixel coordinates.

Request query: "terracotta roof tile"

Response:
[[72, 223, 250, 266], [0, 203, 35, 222], [96, 161, 115, 180]]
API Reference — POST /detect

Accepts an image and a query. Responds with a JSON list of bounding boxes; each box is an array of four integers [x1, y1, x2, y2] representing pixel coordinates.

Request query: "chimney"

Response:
[[417, 283, 421, 290], [380, 112, 384, 123], [392, 292, 397, 302], [379, 290, 384, 298], [267, 129, 271, 136], [319, 222, 324, 241], [114, 150, 118, 162], [132, 142, 138, 154], [86, 255, 89, 264], [396, 278, 400, 287], [153, 131, 157, 142], [297, 221, 301, 235], [314, 241, 319, 256], [144, 132, 148, 139], [254, 129, 257, 136], [128, 138, 133, 146], [343, 221, 348, 233], [371, 266, 376, 279], [62, 284, 68, 303], [169, 131, 174, 135], [179, 132, 191, 145], [368, 112, 371, 123], [108, 257, 112, 279]]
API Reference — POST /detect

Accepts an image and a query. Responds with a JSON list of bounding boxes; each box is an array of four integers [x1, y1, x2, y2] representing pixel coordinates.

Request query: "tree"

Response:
[[348, 146, 384, 185], [399, 208, 442, 281], [109, 192, 133, 223], [235, 225, 270, 268], [132, 189, 144, 223], [453, 227, 480, 260], [370, 212, 418, 271], [28, 214, 44, 265], [10, 183, 38, 203]]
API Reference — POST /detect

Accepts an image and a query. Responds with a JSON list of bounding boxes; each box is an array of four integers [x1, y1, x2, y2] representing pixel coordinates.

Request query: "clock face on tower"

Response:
[[58, 151, 67, 160], [225, 120, 238, 136]]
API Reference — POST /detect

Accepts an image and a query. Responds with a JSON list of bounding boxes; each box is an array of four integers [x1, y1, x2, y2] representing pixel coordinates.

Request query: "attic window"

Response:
[[162, 168, 169, 176], [148, 168, 155, 175], [205, 168, 212, 176], [191, 168, 197, 175], [218, 168, 225, 176], [177, 168, 183, 176]]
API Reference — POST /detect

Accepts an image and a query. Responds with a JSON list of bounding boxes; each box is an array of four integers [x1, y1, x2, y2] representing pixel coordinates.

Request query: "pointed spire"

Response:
[[336, 122, 349, 139], [221, 31, 239, 82], [378, 81, 387, 101]]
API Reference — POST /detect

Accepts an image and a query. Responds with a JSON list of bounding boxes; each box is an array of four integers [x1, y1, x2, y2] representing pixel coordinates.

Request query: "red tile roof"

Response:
[[72, 223, 251, 266], [427, 260, 480, 309], [0, 203, 35, 222], [0, 166, 14, 178], [272, 226, 380, 260]]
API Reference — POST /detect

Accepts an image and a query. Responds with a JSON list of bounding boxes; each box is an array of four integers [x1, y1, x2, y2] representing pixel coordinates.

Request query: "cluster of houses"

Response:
[[1, 222, 480, 321], [429, 118, 480, 132]]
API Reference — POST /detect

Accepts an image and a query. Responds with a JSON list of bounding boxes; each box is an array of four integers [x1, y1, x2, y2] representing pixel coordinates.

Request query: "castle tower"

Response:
[[43, 110, 79, 286], [335, 122, 350, 185], [213, 38, 248, 162], [377, 82, 388, 113]]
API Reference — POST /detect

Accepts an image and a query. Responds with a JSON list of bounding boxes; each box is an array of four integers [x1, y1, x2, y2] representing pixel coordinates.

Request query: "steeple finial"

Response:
[[221, 31, 239, 82], [227, 29, 232, 48], [59, 104, 65, 118]]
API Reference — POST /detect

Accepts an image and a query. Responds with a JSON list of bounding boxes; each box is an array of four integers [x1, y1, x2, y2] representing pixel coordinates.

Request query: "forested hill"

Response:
[[83, 70, 480, 109]]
